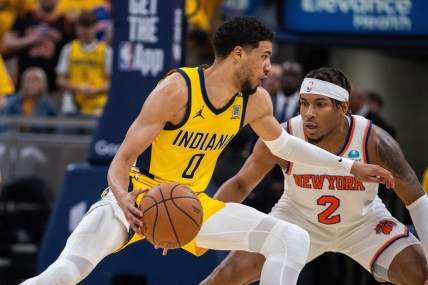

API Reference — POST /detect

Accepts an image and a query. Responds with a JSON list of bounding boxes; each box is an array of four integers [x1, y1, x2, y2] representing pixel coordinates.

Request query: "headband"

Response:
[[300, 78, 349, 102]]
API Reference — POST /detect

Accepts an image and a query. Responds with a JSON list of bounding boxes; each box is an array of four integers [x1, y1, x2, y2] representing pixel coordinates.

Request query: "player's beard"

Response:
[[308, 136, 324, 144], [241, 79, 257, 97]]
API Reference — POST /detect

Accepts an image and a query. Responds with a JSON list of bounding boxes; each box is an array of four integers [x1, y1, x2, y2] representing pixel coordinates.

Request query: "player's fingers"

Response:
[[368, 166, 393, 189], [383, 176, 393, 189], [377, 176, 390, 189], [129, 203, 143, 218], [127, 209, 144, 237], [153, 245, 168, 256], [138, 187, 150, 193], [124, 205, 143, 230], [372, 175, 391, 189], [132, 224, 144, 237], [126, 209, 142, 227], [133, 188, 149, 196], [377, 168, 395, 189]]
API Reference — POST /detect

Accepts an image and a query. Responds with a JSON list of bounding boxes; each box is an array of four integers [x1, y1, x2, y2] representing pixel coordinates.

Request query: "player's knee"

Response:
[[389, 266, 427, 285], [413, 265, 428, 285], [397, 263, 427, 285], [386, 247, 428, 285], [250, 218, 309, 270], [283, 223, 310, 266]]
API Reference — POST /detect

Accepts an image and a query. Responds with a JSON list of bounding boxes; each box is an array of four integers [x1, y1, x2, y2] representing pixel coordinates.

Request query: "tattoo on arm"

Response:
[[375, 129, 418, 185]]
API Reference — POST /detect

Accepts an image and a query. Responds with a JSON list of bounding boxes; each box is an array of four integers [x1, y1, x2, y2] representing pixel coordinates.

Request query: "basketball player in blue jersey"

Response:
[[200, 68, 428, 285], [21, 18, 395, 285]]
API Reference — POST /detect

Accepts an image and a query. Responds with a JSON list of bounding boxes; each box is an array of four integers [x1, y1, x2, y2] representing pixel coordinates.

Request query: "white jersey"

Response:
[[271, 115, 420, 282], [283, 115, 381, 225]]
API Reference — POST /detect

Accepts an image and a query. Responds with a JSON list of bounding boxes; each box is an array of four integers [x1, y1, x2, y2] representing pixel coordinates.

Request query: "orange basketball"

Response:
[[139, 182, 203, 249]]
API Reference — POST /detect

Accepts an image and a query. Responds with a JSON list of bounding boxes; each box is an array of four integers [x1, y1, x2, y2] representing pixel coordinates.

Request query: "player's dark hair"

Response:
[[305, 67, 351, 110], [213, 16, 274, 58]]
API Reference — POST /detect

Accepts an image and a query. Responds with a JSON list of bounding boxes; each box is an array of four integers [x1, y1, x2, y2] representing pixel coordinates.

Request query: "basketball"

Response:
[[139, 182, 203, 249]]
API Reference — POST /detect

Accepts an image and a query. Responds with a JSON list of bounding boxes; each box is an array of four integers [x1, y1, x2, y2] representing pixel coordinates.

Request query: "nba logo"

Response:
[[306, 81, 314, 92], [118, 42, 134, 71]]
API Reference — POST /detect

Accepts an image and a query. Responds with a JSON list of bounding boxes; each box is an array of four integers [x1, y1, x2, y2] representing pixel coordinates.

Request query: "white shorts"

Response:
[[86, 188, 130, 230], [269, 196, 421, 282]]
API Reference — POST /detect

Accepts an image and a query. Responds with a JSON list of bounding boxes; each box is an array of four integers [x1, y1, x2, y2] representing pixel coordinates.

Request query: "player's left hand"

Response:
[[154, 245, 168, 256], [350, 162, 395, 189], [117, 188, 148, 237]]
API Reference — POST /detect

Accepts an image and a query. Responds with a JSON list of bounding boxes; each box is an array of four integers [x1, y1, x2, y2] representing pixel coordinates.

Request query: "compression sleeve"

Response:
[[407, 195, 428, 258], [262, 128, 354, 173]]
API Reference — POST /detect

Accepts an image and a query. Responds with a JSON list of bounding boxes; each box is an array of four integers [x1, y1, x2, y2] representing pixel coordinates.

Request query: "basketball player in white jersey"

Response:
[[201, 67, 428, 285]]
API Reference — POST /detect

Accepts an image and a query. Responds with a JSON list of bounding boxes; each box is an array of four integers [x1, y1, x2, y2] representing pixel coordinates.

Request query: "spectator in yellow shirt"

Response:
[[56, 10, 111, 117]]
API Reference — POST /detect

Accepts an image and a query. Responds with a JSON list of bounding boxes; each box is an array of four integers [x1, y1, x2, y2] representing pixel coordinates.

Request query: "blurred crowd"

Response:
[[0, 0, 113, 119]]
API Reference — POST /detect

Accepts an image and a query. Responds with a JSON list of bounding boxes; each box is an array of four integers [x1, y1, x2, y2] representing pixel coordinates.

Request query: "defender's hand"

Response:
[[350, 162, 395, 189], [117, 188, 148, 237]]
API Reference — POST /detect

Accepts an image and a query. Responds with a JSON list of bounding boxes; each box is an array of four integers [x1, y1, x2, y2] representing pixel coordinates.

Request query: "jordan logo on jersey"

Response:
[[193, 106, 205, 119]]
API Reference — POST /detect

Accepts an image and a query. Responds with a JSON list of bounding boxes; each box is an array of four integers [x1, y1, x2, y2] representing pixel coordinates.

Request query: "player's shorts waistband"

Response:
[[131, 166, 155, 180]]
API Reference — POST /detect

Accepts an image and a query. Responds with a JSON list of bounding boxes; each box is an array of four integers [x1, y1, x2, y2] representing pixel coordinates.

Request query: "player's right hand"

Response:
[[350, 162, 395, 189], [117, 188, 148, 237]]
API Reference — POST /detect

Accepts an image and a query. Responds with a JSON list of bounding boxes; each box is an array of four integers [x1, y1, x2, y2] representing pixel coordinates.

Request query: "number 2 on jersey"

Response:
[[317, 195, 341, 224], [182, 154, 205, 179]]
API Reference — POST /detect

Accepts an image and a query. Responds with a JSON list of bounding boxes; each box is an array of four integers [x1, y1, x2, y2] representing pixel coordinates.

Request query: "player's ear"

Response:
[[233, 46, 244, 60], [342, 101, 350, 114]]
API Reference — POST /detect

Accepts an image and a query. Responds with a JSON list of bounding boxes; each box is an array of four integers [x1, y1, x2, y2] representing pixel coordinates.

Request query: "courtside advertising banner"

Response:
[[89, 0, 185, 163]]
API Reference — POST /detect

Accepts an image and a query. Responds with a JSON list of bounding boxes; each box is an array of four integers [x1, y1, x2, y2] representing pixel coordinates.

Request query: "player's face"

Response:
[[299, 94, 343, 143], [239, 41, 272, 96]]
